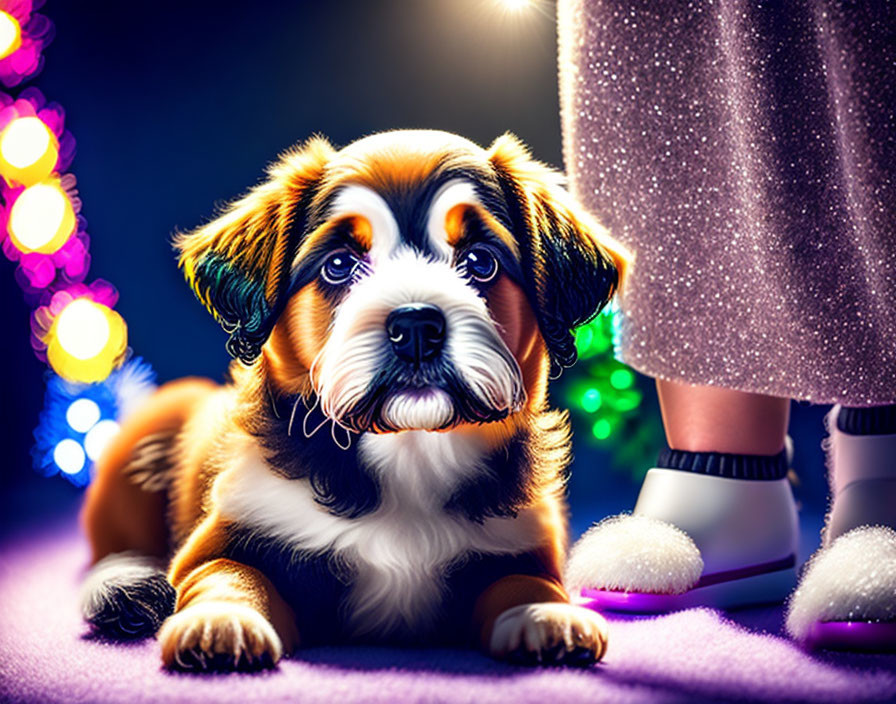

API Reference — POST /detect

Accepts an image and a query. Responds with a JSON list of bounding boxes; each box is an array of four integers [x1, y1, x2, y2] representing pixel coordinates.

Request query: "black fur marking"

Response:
[[285, 219, 369, 306], [84, 570, 176, 640], [308, 159, 504, 260], [490, 160, 618, 376], [191, 251, 273, 364], [224, 529, 353, 646], [440, 550, 556, 645], [252, 395, 381, 519], [191, 162, 323, 365], [225, 525, 554, 648], [453, 209, 525, 296], [443, 428, 533, 523]]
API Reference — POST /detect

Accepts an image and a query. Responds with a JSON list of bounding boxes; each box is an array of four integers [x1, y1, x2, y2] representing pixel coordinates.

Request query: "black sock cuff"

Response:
[[656, 447, 789, 480], [837, 404, 896, 435]]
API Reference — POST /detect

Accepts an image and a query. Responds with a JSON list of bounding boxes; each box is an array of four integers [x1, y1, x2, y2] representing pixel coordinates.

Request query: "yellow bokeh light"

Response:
[[47, 299, 128, 383], [0, 11, 22, 60], [56, 299, 111, 360], [0, 117, 59, 187], [7, 180, 76, 254]]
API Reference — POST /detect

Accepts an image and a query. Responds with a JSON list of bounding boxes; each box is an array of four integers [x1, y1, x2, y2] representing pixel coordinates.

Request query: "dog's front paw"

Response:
[[158, 601, 283, 671], [489, 603, 608, 667]]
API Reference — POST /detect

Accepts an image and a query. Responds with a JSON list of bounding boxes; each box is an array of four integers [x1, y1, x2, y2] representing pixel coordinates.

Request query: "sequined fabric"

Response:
[[559, 1, 896, 405]]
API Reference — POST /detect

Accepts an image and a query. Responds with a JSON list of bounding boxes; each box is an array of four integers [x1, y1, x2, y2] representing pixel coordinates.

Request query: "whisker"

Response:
[[268, 385, 281, 419], [287, 396, 301, 437], [303, 395, 330, 439], [331, 420, 352, 451], [308, 348, 324, 398]]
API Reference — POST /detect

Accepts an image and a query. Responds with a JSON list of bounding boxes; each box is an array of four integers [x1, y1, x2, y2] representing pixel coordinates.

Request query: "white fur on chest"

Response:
[[216, 431, 543, 637]]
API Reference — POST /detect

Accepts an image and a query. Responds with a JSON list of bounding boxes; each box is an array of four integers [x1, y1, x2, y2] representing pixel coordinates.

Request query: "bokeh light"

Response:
[[56, 299, 110, 360], [65, 398, 101, 433], [53, 438, 85, 475], [46, 297, 128, 383], [582, 387, 602, 413], [0, 116, 59, 186], [84, 419, 119, 461], [592, 418, 613, 440], [7, 180, 76, 254], [610, 368, 635, 390], [0, 11, 22, 61]]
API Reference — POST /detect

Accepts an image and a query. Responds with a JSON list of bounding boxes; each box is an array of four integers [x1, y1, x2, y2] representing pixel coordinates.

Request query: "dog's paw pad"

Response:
[[158, 601, 282, 671], [489, 602, 608, 667]]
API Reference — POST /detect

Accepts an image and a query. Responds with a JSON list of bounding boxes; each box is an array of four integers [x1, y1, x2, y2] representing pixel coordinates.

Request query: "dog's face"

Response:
[[177, 130, 624, 433]]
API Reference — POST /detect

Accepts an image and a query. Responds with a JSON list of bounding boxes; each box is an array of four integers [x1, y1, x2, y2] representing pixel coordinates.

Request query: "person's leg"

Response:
[[568, 380, 799, 611], [657, 380, 789, 455]]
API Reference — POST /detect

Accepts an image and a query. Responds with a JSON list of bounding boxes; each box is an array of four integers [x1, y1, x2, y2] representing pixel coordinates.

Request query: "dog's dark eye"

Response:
[[460, 246, 499, 284], [321, 251, 359, 285]]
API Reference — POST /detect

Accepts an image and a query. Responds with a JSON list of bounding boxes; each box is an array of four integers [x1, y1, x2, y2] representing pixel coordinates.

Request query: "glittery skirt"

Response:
[[559, 1, 896, 405]]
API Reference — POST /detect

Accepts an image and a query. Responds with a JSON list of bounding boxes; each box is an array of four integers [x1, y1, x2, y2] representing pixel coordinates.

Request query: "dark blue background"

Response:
[[0, 0, 829, 541]]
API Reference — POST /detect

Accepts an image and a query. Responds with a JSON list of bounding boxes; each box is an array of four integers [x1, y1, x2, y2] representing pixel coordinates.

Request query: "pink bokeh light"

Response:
[[0, 0, 54, 88]]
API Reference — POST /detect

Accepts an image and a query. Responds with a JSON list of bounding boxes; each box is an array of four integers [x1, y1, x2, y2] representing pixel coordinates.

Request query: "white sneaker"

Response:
[[567, 466, 799, 613], [785, 407, 896, 650]]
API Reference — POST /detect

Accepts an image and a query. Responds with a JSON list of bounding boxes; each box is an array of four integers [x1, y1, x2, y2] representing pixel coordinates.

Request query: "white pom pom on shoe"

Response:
[[786, 525, 896, 641], [565, 513, 704, 596]]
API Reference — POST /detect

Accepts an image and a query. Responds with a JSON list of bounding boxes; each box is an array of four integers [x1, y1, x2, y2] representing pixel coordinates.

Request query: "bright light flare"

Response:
[[66, 398, 101, 433], [0, 11, 22, 60], [47, 298, 128, 383], [7, 181, 76, 254], [498, 0, 532, 11], [0, 116, 59, 187]]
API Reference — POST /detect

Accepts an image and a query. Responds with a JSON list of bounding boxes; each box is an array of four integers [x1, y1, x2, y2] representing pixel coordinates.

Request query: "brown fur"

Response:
[[83, 130, 624, 670]]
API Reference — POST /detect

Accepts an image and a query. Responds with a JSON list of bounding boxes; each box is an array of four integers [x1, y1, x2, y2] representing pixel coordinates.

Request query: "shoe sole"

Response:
[[805, 621, 896, 651], [578, 559, 797, 613]]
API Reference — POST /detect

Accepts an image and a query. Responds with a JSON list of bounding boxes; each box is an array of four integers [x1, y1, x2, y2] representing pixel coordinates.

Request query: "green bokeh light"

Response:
[[574, 309, 614, 359], [611, 389, 642, 412], [610, 368, 635, 389], [592, 418, 612, 440], [564, 309, 663, 477], [581, 388, 602, 413], [574, 326, 594, 356]]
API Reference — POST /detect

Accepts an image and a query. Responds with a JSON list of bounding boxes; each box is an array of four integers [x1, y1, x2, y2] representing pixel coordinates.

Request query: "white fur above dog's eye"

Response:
[[320, 185, 400, 264], [426, 179, 480, 261], [564, 514, 704, 595]]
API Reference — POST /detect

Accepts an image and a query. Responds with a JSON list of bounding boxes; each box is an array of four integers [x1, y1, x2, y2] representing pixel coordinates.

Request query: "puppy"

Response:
[[80, 130, 625, 670]]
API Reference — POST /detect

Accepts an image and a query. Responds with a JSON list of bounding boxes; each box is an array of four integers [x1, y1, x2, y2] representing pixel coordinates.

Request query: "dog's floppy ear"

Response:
[[175, 137, 334, 364], [488, 133, 627, 376]]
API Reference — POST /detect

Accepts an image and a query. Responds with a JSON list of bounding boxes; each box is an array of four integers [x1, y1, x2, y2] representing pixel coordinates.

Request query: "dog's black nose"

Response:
[[386, 304, 446, 365]]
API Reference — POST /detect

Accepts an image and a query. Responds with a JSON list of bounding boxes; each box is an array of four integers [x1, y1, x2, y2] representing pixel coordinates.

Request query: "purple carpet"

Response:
[[1, 509, 895, 704]]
